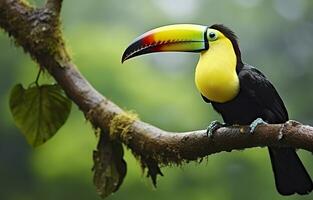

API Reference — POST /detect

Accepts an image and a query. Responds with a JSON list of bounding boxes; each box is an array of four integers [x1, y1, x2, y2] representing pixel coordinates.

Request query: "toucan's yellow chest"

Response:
[[195, 38, 239, 103]]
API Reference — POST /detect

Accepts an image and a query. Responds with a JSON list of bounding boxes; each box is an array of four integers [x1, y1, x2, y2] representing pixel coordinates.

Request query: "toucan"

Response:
[[122, 24, 313, 195]]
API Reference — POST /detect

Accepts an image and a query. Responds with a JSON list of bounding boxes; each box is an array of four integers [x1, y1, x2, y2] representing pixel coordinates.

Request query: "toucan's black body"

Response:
[[202, 25, 313, 195], [209, 64, 287, 125]]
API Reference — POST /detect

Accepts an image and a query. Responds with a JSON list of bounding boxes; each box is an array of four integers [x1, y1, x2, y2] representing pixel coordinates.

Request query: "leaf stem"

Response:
[[34, 69, 42, 87]]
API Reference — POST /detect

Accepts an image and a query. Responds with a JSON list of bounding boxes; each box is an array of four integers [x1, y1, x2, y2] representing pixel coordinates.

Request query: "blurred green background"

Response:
[[1, 0, 313, 199]]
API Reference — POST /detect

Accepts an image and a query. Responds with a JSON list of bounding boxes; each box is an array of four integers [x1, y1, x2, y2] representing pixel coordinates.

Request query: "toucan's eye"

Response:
[[208, 32, 218, 41]]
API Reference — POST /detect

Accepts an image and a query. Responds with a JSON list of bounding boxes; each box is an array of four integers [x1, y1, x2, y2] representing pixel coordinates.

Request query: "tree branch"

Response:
[[114, 119, 313, 164], [45, 0, 63, 14], [1, 0, 313, 194]]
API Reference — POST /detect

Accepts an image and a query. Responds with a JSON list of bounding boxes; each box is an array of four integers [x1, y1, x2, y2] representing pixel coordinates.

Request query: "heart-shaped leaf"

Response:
[[9, 84, 72, 147]]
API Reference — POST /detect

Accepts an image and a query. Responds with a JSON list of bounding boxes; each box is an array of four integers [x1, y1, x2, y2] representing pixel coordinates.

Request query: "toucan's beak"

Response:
[[122, 24, 209, 63]]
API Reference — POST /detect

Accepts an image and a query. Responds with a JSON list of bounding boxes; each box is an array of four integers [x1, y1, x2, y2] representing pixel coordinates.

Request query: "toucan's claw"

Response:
[[206, 120, 225, 138], [249, 118, 267, 134]]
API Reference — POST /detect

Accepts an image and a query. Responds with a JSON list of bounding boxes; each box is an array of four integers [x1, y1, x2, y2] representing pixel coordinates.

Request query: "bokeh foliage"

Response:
[[1, 0, 313, 200]]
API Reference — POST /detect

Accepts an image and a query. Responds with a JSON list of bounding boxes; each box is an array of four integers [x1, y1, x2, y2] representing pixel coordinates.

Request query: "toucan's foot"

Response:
[[206, 120, 225, 137], [249, 118, 267, 134]]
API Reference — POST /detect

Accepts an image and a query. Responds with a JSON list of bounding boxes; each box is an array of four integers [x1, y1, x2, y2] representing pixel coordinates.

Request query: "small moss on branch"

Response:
[[109, 111, 138, 141]]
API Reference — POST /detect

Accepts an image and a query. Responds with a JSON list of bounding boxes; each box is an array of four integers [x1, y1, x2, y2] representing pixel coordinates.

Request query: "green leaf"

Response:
[[93, 133, 127, 199], [9, 84, 72, 147]]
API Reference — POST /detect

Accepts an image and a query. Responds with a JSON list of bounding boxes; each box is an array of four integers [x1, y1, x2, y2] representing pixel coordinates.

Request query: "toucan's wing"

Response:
[[240, 65, 313, 195], [239, 64, 288, 123]]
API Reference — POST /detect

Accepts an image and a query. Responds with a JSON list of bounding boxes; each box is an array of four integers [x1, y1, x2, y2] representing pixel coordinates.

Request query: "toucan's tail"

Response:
[[268, 147, 313, 195]]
